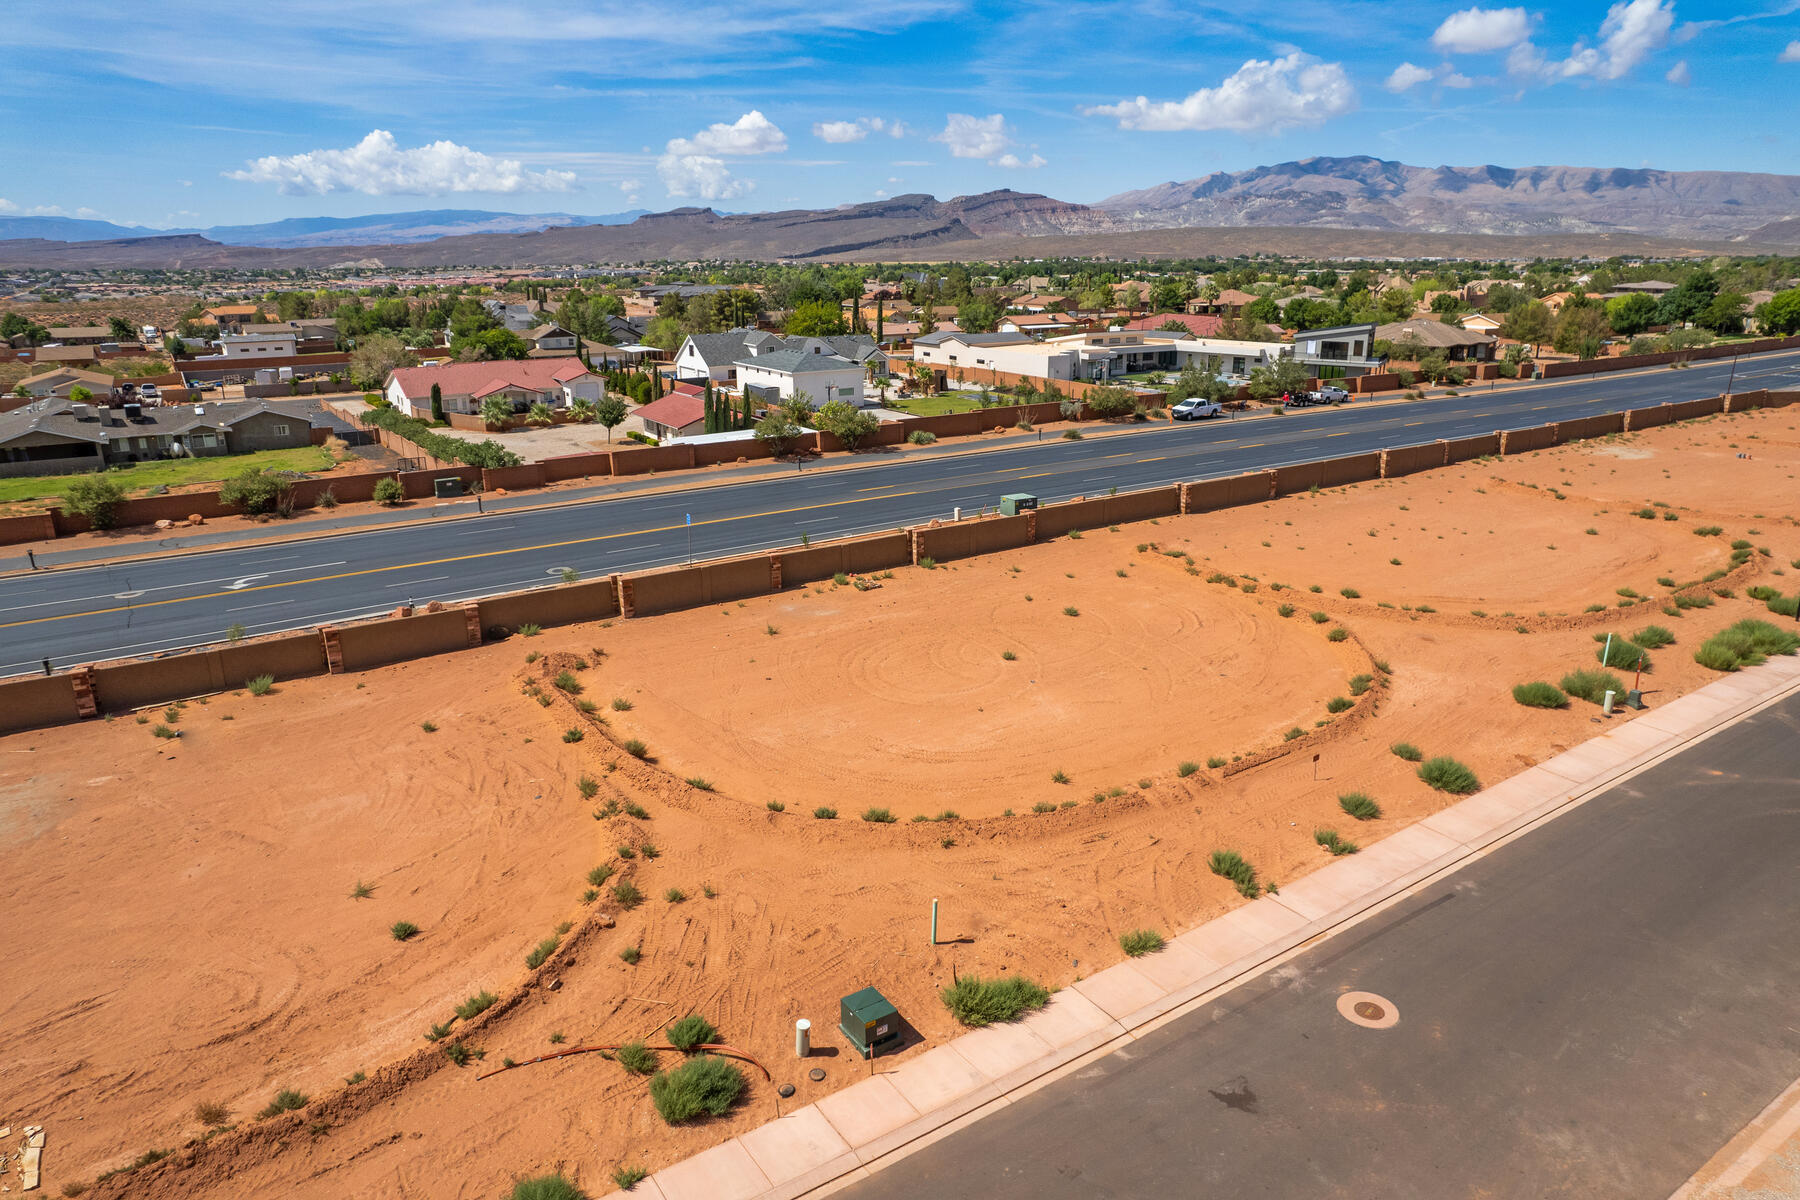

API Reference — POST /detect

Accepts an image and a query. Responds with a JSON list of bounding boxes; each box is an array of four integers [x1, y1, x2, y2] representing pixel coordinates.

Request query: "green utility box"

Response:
[[433, 477, 465, 499], [839, 987, 901, 1059], [999, 492, 1039, 516]]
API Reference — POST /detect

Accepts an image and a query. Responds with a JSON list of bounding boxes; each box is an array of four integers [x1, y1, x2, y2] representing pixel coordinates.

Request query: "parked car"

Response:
[[1315, 385, 1351, 404], [1171, 398, 1224, 421], [138, 383, 160, 400]]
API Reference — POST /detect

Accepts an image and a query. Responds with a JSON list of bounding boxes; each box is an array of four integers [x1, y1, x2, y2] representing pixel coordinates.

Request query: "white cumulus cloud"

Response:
[[1385, 62, 1436, 91], [1431, 7, 1531, 53], [225, 130, 577, 196], [813, 116, 906, 143], [0, 199, 70, 217], [1781, 40, 1800, 62], [1509, 0, 1675, 82], [1086, 54, 1355, 134], [655, 110, 788, 201], [934, 113, 1014, 159], [993, 153, 1046, 169], [1665, 58, 1691, 83], [666, 110, 787, 157]]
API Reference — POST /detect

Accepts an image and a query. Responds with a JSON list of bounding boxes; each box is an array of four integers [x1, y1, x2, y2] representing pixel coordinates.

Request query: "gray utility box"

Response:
[[433, 477, 465, 499], [839, 987, 901, 1059], [999, 493, 1038, 516]]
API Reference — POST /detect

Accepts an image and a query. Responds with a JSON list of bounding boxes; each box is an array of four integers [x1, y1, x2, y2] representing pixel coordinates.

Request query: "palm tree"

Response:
[[569, 397, 597, 424], [480, 395, 513, 430], [527, 400, 554, 426]]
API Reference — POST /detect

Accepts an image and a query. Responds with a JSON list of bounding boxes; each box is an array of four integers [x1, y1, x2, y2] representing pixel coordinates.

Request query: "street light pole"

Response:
[[1726, 352, 1738, 396]]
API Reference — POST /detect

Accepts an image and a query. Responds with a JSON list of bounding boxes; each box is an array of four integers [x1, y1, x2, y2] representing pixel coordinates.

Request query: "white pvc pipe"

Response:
[[795, 1018, 811, 1058]]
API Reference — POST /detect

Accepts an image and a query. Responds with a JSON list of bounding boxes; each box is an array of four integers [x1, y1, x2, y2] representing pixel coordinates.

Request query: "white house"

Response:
[[675, 330, 886, 386], [216, 332, 297, 358], [383, 357, 603, 418], [523, 323, 579, 354], [734, 344, 865, 408]]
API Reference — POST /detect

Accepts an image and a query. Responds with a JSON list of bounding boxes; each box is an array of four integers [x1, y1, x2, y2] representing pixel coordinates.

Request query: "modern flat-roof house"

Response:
[[1290, 323, 1384, 377], [997, 312, 1079, 336], [734, 344, 865, 408], [0, 398, 316, 477], [383, 357, 603, 418], [1375, 319, 1497, 362], [216, 332, 299, 358], [14, 366, 119, 401]]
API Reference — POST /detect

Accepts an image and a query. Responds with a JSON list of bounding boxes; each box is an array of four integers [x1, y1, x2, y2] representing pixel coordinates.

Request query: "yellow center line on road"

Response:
[[1137, 456, 1168, 463], [1240, 442, 1266, 448], [0, 488, 926, 631], [1404, 420, 1426, 426], [1101, 452, 1134, 459], [1017, 471, 1054, 479]]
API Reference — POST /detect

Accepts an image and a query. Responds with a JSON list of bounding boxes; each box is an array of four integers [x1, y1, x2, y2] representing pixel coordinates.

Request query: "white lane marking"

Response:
[[225, 574, 270, 590], [384, 575, 450, 588]]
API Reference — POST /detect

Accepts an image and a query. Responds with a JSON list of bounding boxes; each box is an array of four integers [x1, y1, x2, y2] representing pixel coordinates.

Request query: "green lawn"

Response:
[[0, 445, 343, 508], [887, 391, 1014, 417]]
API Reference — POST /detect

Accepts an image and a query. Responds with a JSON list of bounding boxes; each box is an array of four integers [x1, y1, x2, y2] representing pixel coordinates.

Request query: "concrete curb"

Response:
[[610, 653, 1800, 1200]]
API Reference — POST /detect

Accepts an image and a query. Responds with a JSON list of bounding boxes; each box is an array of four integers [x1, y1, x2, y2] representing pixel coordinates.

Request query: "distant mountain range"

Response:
[[1096, 156, 1800, 240], [0, 208, 647, 248], [2, 157, 1797, 270]]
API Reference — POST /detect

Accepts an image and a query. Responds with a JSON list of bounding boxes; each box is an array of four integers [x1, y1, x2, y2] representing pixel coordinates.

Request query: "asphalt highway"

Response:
[[1, 351, 1796, 675], [840, 690, 1800, 1200]]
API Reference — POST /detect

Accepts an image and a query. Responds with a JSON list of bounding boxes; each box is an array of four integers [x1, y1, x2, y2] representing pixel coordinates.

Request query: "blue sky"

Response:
[[5, 0, 1798, 228]]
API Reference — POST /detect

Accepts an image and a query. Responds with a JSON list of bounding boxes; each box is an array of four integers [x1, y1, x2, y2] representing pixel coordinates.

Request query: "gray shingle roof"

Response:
[[0, 398, 315, 448], [733, 348, 856, 374], [912, 331, 1033, 348]]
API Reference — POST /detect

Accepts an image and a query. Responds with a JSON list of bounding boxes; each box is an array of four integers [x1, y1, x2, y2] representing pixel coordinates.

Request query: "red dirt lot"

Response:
[[1, 408, 1795, 1199]]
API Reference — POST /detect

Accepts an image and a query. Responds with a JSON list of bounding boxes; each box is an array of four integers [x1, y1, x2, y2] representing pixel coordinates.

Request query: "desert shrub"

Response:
[[649, 1055, 747, 1123], [194, 1100, 230, 1127], [619, 945, 641, 964], [1339, 587, 1361, 599], [1390, 742, 1423, 762], [1511, 681, 1568, 708], [561, 728, 583, 743], [63, 473, 128, 528], [443, 1041, 475, 1066], [611, 696, 633, 711], [1309, 610, 1330, 623], [1418, 756, 1481, 794], [219, 468, 296, 516], [372, 476, 405, 506], [907, 430, 937, 445], [1209, 849, 1261, 898], [615, 1041, 658, 1075], [1283, 726, 1305, 741], [1338, 792, 1382, 820], [1673, 592, 1715, 610], [1278, 603, 1295, 617], [553, 671, 581, 694], [1120, 929, 1165, 957], [665, 1014, 719, 1051], [813, 806, 837, 819], [664, 887, 685, 903], [1597, 637, 1650, 671], [390, 921, 420, 941], [1693, 525, 1723, 536], [518, 622, 542, 638], [940, 973, 1051, 1027], [1327, 627, 1349, 643], [610, 1166, 647, 1191], [256, 1089, 309, 1120], [611, 879, 645, 909], [1032, 801, 1057, 813], [1348, 673, 1373, 696], [1560, 669, 1625, 704], [1633, 624, 1676, 649], [1326, 696, 1353, 713], [1176, 761, 1199, 777], [1695, 619, 1800, 671], [861, 807, 897, 823], [509, 1175, 588, 1200], [1314, 829, 1358, 856], [526, 936, 560, 970], [455, 990, 497, 1020], [1206, 756, 1227, 769], [246, 674, 275, 696]]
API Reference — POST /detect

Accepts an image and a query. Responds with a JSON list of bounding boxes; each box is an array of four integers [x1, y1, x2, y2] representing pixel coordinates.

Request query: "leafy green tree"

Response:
[[957, 293, 1001, 334], [350, 331, 418, 389], [1242, 296, 1281, 326], [452, 327, 528, 361], [67, 385, 94, 405], [1428, 293, 1466, 317], [785, 300, 848, 337], [0, 311, 30, 339], [754, 410, 804, 456], [1656, 272, 1719, 326], [63, 474, 127, 528], [594, 396, 628, 443], [1166, 363, 1232, 404], [109, 316, 136, 342], [1605, 293, 1659, 337], [1755, 287, 1800, 335], [1083, 385, 1140, 418], [1377, 288, 1416, 321], [1552, 305, 1611, 356], [1248, 357, 1311, 401], [1501, 300, 1553, 351], [1696, 292, 1746, 336], [812, 398, 880, 449]]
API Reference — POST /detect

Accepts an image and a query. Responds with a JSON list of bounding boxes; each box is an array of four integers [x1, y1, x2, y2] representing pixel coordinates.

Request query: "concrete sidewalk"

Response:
[[607, 652, 1800, 1200]]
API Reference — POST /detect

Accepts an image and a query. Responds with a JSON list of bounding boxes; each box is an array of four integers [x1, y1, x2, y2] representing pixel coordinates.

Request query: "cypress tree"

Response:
[[704, 379, 717, 433], [876, 298, 884, 344]]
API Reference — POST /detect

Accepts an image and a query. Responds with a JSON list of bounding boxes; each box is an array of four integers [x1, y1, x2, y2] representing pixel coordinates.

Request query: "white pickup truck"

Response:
[[1171, 398, 1224, 421], [1288, 385, 1350, 407]]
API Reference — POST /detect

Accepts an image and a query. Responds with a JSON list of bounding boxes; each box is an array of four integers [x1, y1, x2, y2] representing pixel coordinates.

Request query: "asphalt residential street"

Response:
[[838, 690, 1800, 1200], [0, 351, 1795, 675]]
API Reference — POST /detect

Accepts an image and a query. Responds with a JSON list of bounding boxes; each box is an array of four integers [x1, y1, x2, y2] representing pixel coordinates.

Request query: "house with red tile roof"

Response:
[[1120, 312, 1224, 338], [630, 390, 708, 441], [383, 357, 603, 418]]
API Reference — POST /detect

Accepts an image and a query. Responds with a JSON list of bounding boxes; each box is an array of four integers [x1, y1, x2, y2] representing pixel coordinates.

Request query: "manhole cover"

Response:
[[1337, 990, 1400, 1030], [777, 1084, 795, 1098], [808, 1067, 826, 1082]]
